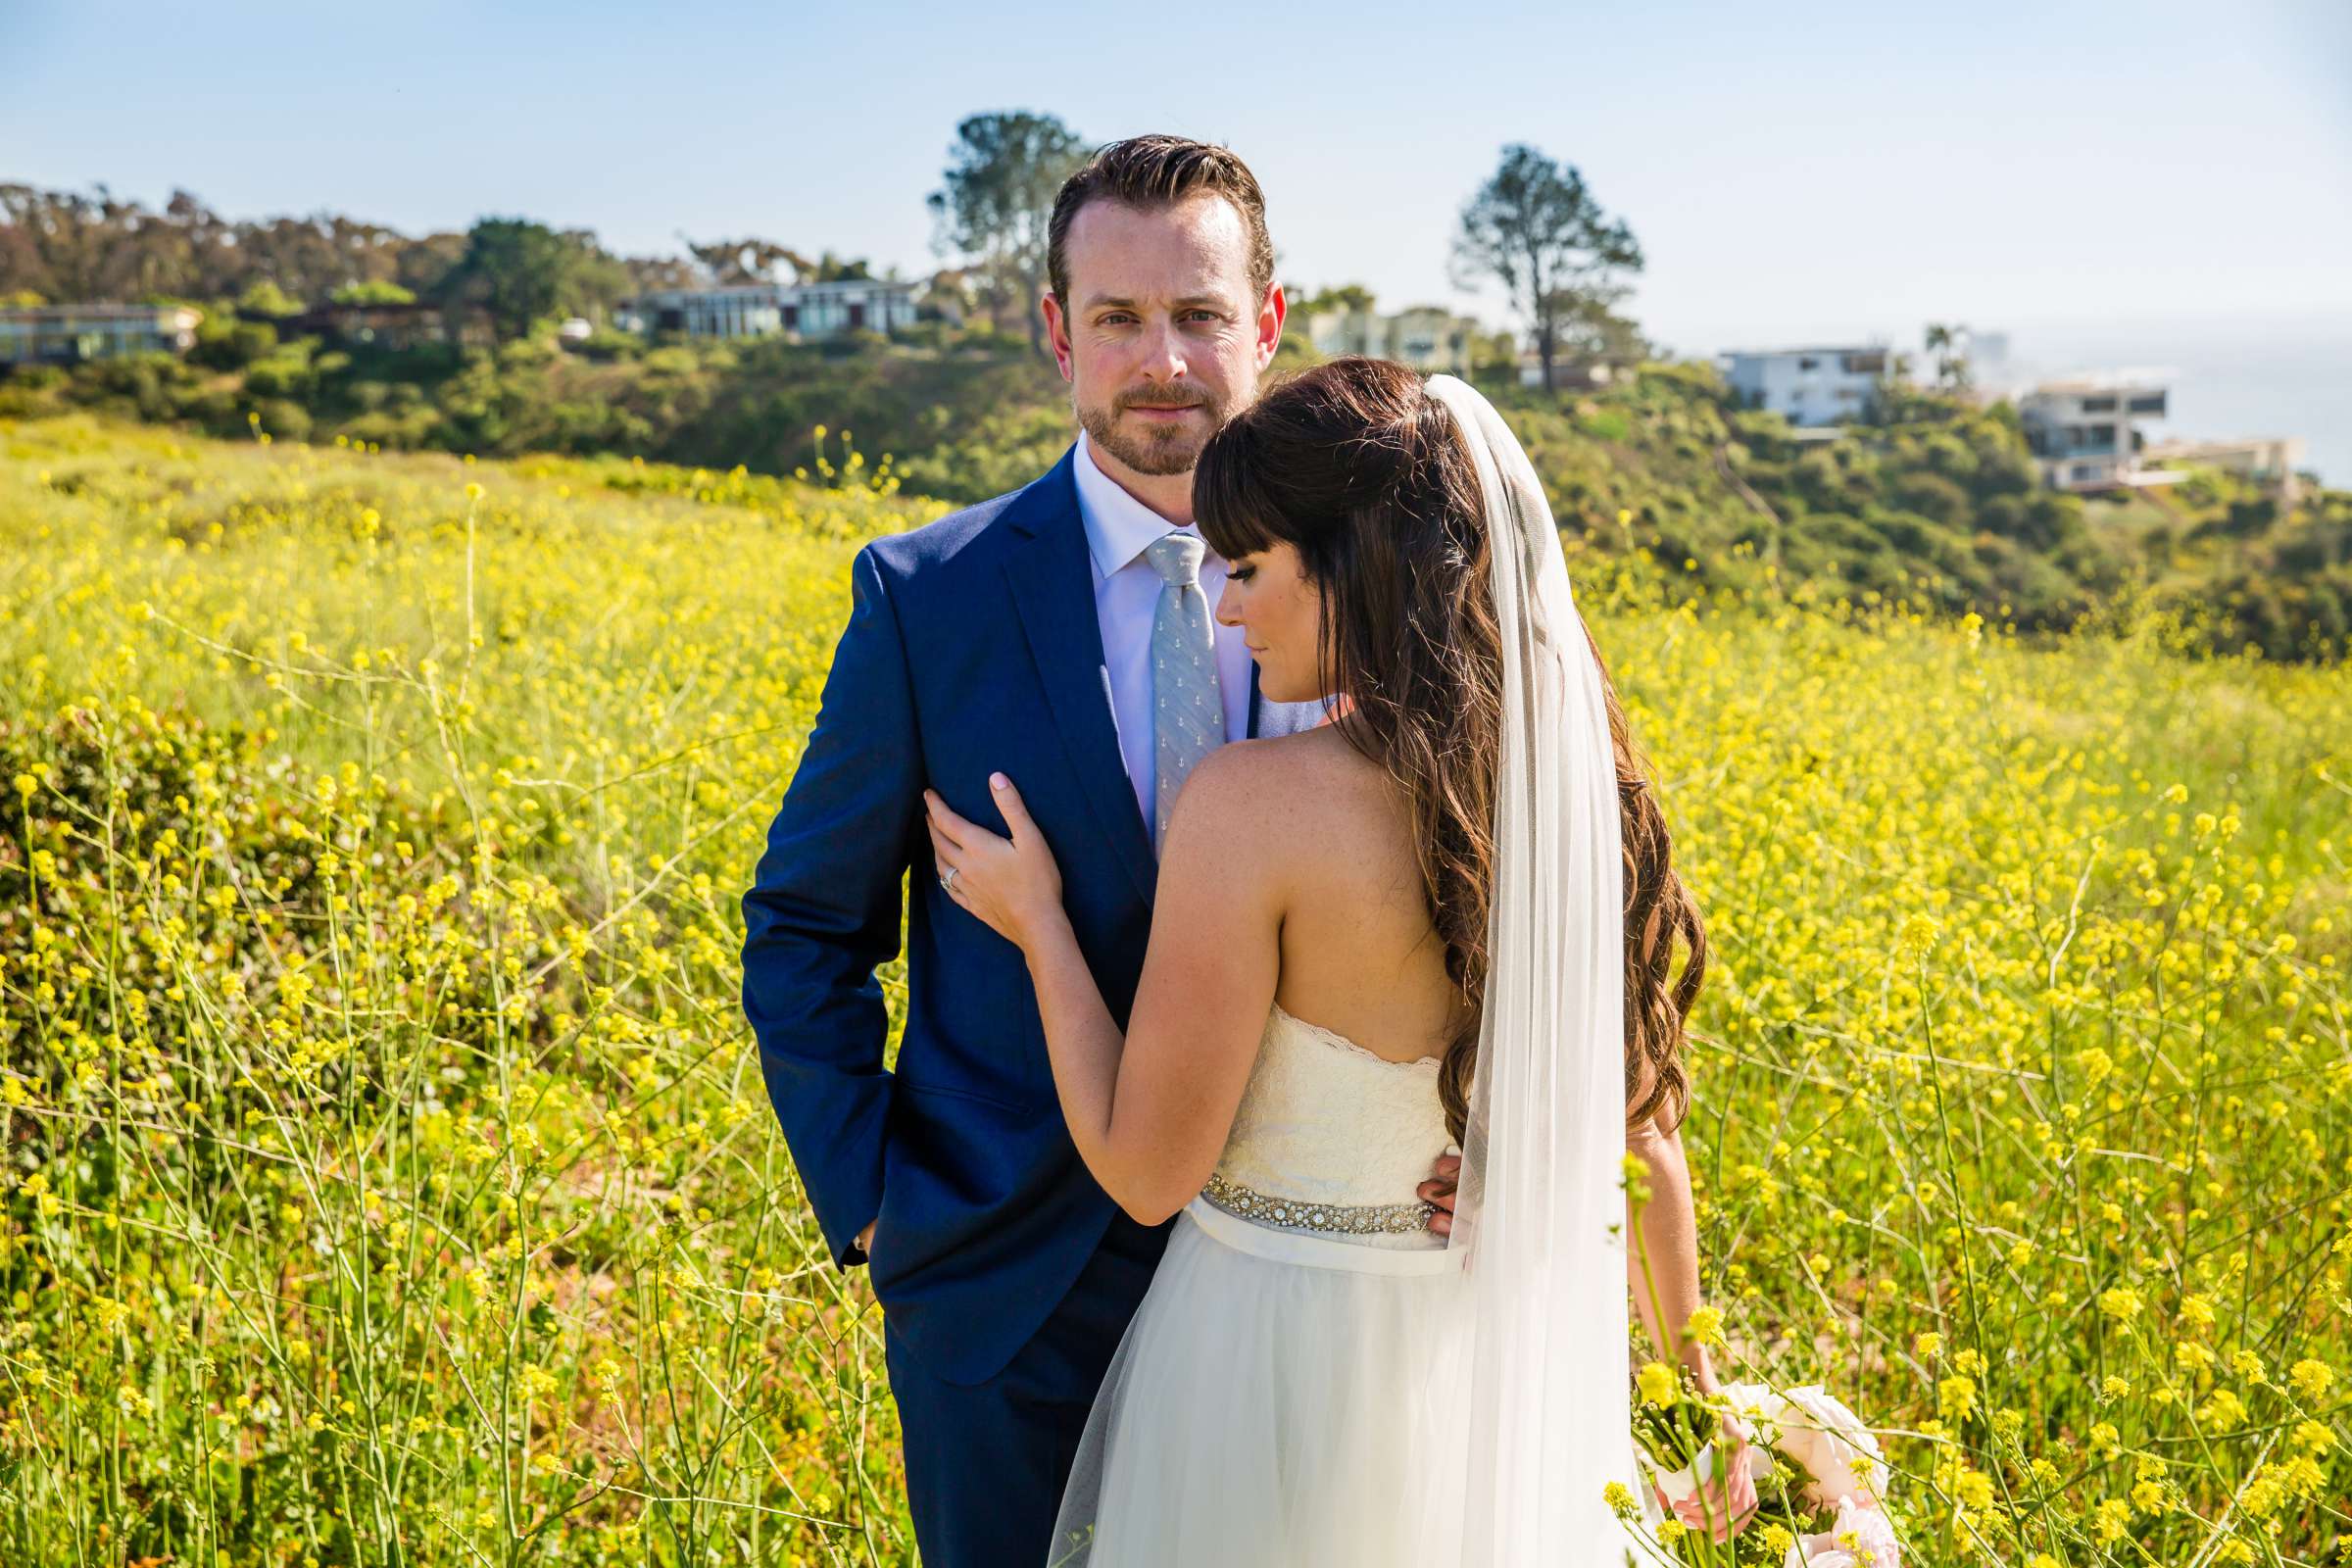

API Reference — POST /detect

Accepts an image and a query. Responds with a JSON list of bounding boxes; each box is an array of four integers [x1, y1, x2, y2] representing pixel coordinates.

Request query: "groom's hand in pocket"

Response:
[[1418, 1152, 1460, 1238]]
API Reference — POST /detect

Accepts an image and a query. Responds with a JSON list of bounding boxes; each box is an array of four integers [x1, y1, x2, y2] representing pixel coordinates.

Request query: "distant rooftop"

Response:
[[2027, 367, 2178, 395], [1718, 344, 1888, 358], [0, 303, 203, 320]]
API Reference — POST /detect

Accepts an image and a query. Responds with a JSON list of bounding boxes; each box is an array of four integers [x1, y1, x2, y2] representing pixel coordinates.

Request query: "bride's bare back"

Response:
[[1241, 723, 1471, 1067], [925, 700, 1470, 1231]]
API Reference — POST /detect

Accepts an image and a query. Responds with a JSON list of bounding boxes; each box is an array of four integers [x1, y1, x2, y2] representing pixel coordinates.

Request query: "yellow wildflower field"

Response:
[[2, 414, 2344, 1566]]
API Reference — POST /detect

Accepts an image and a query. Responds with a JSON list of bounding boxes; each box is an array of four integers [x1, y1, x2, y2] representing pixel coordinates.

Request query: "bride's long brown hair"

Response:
[[1193, 356, 1703, 1142]]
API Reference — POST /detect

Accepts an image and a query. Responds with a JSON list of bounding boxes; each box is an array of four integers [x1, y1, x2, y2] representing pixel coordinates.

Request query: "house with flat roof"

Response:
[[1718, 344, 1890, 427], [0, 304, 204, 365], [615, 285, 783, 339], [1307, 305, 1481, 374], [2018, 370, 2174, 491], [784, 278, 919, 337], [2143, 434, 2307, 505], [616, 278, 919, 341]]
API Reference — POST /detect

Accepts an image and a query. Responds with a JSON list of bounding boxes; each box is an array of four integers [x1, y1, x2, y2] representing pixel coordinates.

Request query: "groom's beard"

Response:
[[1077, 380, 1230, 477]]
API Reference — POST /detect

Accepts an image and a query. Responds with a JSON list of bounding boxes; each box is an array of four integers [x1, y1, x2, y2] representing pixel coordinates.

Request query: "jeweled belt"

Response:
[[1200, 1170, 1438, 1237]]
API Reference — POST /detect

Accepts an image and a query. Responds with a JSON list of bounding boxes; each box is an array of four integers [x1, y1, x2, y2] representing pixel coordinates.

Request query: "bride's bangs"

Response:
[[1192, 416, 1289, 563]]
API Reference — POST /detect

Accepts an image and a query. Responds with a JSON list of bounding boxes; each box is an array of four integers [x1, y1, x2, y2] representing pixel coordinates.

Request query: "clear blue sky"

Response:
[[5, 2, 2348, 395]]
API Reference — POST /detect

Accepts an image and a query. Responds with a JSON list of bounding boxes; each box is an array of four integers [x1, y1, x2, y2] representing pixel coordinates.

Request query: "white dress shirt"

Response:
[[1072, 429, 1256, 831]]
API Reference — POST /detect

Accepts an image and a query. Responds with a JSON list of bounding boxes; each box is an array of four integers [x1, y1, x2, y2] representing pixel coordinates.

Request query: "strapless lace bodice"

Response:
[[1205, 1003, 1452, 1250]]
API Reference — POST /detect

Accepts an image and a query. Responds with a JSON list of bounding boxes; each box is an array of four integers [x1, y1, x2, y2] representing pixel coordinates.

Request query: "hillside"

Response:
[[5, 318, 2347, 662], [4, 415, 2345, 1563]]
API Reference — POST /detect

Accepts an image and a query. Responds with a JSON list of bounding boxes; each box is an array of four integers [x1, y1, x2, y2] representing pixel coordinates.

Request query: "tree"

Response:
[[437, 218, 623, 342], [1924, 322, 1973, 393], [236, 278, 304, 317], [926, 110, 1089, 356], [1297, 282, 1377, 320], [1538, 282, 1649, 367], [684, 236, 810, 285], [1452, 145, 1643, 392], [619, 250, 701, 294], [0, 181, 665, 329], [921, 267, 979, 325], [806, 251, 874, 283], [330, 278, 416, 306], [2, 181, 454, 308]]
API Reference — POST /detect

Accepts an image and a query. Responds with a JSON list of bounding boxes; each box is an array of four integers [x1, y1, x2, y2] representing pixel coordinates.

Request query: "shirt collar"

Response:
[[1073, 428, 1207, 579]]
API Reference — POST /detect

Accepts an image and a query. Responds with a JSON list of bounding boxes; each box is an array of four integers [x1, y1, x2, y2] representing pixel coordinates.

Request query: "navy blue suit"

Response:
[[741, 443, 1278, 1565]]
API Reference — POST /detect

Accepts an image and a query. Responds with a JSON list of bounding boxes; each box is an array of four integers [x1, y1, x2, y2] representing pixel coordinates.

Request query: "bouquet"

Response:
[[1626, 1366, 1903, 1567]]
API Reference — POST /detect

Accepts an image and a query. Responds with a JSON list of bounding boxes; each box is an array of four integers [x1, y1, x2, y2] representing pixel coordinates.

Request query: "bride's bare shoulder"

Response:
[[1167, 728, 1383, 851]]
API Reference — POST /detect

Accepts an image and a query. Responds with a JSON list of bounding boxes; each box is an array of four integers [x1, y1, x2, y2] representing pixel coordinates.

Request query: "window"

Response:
[[2081, 396, 2117, 414], [1797, 357, 1820, 371], [2128, 393, 2167, 415]]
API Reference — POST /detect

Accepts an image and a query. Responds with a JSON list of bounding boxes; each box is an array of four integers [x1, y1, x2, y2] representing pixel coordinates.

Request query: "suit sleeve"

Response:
[[741, 541, 919, 1268]]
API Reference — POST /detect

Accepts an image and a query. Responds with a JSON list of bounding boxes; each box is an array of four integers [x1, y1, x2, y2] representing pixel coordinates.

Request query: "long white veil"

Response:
[[1423, 374, 1645, 1563]]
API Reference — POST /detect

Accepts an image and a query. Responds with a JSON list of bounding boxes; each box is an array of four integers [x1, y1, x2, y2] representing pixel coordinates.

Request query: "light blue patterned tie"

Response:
[[1144, 531, 1225, 855]]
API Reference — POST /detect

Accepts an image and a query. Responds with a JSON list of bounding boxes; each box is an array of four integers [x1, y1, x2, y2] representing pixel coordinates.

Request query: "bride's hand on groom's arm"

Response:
[[924, 775, 1066, 953]]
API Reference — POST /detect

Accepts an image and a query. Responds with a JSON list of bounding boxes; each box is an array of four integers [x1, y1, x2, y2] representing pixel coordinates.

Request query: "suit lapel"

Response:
[[1004, 446, 1158, 906]]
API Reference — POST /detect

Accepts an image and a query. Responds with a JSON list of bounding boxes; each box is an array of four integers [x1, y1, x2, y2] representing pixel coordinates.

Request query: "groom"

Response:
[[741, 136, 1444, 1567]]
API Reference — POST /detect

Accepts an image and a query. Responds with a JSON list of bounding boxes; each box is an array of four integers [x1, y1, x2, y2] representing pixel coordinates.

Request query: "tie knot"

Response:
[[1145, 531, 1206, 587]]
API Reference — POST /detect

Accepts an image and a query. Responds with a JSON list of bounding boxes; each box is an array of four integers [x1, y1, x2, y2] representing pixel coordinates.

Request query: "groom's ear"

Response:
[[1255, 282, 1286, 372], [1042, 290, 1075, 381]]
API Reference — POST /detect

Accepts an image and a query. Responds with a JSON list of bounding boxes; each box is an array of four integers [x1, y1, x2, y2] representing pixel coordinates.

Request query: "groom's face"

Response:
[[1043, 191, 1284, 480]]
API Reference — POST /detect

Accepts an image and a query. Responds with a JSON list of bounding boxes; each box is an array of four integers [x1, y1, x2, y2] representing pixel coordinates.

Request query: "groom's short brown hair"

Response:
[[1047, 135, 1276, 309]]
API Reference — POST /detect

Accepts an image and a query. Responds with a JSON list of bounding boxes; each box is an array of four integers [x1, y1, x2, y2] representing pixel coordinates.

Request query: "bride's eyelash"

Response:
[[1229, 564, 1256, 582]]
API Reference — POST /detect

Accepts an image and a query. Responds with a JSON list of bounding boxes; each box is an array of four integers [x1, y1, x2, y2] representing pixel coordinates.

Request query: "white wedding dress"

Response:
[[1048, 374, 1669, 1566], [1046, 1000, 1657, 1567]]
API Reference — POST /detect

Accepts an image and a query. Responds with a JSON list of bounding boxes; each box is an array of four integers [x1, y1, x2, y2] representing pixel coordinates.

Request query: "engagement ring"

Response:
[[939, 865, 959, 895]]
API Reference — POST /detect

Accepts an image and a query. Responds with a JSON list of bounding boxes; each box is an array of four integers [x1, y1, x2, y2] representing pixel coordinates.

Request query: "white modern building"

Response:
[[616, 278, 918, 341], [615, 285, 781, 338], [1718, 344, 1891, 427], [2018, 370, 2174, 491], [0, 304, 204, 365], [1307, 305, 1480, 373], [2142, 434, 2306, 504], [784, 278, 919, 337]]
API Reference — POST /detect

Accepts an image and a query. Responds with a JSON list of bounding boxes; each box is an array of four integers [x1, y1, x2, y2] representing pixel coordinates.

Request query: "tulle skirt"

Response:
[[1047, 1196, 1664, 1567]]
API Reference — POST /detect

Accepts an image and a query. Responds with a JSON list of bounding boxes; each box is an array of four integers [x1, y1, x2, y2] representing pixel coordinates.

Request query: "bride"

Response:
[[922, 358, 1751, 1564]]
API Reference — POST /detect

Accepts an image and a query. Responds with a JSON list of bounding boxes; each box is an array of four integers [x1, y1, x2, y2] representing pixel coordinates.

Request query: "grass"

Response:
[[1, 413, 2345, 1566]]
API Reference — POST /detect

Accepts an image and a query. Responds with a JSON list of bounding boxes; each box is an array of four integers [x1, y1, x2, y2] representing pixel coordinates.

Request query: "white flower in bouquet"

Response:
[[1625, 1370, 1901, 1564], [1634, 1379, 1899, 1563], [1773, 1384, 1886, 1509], [1783, 1492, 1903, 1568]]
